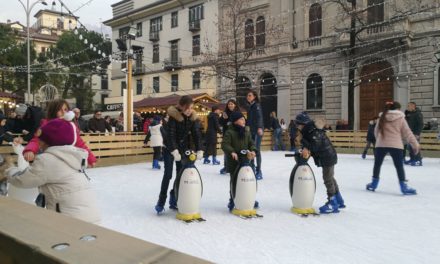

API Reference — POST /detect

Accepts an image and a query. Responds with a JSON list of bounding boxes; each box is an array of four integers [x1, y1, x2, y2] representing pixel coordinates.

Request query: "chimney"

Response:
[[7, 19, 11, 23]]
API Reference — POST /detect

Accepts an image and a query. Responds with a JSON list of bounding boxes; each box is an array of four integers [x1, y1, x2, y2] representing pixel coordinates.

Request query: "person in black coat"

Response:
[[295, 111, 344, 214], [362, 118, 377, 159], [245, 90, 264, 180], [154, 96, 203, 214], [404, 102, 423, 165], [219, 99, 241, 174], [203, 106, 222, 165], [14, 104, 44, 142], [288, 120, 297, 151]]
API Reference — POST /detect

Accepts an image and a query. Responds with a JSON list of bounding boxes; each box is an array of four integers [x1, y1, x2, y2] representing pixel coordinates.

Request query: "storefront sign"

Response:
[[104, 103, 123, 111]]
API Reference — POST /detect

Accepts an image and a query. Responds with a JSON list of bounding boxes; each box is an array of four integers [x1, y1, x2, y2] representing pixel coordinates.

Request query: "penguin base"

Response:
[[232, 208, 257, 217], [291, 207, 316, 215], [176, 212, 202, 221]]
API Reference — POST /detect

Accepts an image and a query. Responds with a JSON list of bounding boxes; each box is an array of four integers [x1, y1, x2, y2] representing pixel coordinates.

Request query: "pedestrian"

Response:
[[88, 110, 112, 133], [221, 111, 257, 211], [72, 108, 88, 133], [0, 114, 12, 145], [5, 118, 101, 224], [154, 96, 203, 214], [280, 118, 287, 131], [19, 99, 96, 167], [295, 111, 345, 214], [404, 102, 423, 166], [288, 120, 297, 152], [203, 106, 222, 165], [270, 111, 285, 151], [13, 103, 44, 142], [219, 99, 241, 175], [144, 116, 164, 170], [366, 101, 419, 195], [362, 118, 377, 159], [246, 90, 264, 180]]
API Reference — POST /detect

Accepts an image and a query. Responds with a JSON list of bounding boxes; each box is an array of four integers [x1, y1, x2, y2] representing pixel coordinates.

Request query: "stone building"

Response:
[[217, 0, 440, 130]]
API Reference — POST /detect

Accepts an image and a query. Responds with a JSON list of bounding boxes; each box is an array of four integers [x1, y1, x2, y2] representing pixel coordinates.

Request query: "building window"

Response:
[[434, 64, 440, 106], [309, 3, 322, 46], [306, 73, 323, 110], [119, 26, 130, 38], [189, 4, 204, 22], [136, 79, 143, 95], [121, 81, 126, 96], [193, 35, 200, 56], [245, 19, 254, 50], [171, 11, 178, 28], [171, 74, 179, 92], [101, 75, 108, 90], [367, 0, 385, 33], [136, 22, 142, 37], [57, 18, 63, 30], [41, 47, 46, 53], [153, 44, 159, 63], [193, 71, 201, 90], [153, 77, 160, 93], [150, 17, 163, 32], [170, 40, 179, 62], [256, 16, 266, 47]]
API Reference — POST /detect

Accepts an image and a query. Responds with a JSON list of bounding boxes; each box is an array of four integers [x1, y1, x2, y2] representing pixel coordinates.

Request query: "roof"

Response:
[[104, 0, 172, 25], [17, 28, 59, 42], [0, 91, 22, 99], [134, 93, 219, 109], [34, 9, 79, 19]]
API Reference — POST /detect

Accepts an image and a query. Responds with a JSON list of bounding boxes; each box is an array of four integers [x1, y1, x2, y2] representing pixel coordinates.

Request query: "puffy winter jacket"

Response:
[[165, 106, 202, 152], [145, 124, 164, 147], [405, 107, 424, 136], [375, 110, 419, 150], [222, 126, 256, 174], [246, 101, 264, 136], [7, 145, 101, 224], [23, 119, 97, 166], [300, 121, 337, 167]]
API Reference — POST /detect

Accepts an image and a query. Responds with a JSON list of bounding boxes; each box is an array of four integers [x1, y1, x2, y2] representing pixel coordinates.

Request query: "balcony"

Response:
[[163, 58, 182, 71], [308, 37, 322, 47], [133, 65, 146, 76], [149, 31, 159, 42], [189, 20, 201, 32]]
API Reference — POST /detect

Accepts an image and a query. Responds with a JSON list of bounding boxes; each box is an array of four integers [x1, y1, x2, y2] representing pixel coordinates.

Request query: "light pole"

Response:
[[17, 0, 48, 104]]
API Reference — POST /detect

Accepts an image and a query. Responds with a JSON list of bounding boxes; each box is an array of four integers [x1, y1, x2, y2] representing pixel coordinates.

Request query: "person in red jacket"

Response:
[[19, 99, 97, 167]]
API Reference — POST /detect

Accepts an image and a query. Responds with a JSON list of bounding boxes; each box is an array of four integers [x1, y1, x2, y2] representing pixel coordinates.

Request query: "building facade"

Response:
[[104, 0, 219, 108], [217, 0, 440, 130]]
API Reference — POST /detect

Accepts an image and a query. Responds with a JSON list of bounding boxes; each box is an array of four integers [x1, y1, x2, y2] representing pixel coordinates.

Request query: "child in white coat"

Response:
[[144, 116, 164, 170], [5, 118, 101, 224]]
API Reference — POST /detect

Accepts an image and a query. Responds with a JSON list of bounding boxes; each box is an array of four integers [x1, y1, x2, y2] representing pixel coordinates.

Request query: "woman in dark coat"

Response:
[[245, 90, 264, 180], [219, 99, 241, 174], [203, 106, 222, 165]]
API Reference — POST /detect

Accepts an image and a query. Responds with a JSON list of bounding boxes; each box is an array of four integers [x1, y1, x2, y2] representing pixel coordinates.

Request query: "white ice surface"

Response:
[[89, 152, 440, 264]]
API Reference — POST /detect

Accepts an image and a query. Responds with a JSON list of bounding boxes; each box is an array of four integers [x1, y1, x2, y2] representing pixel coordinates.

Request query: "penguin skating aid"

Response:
[[285, 152, 318, 216], [173, 150, 205, 222], [231, 150, 260, 218]]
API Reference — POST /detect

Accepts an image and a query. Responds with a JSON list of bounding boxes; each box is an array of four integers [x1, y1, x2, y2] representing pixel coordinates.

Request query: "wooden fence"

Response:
[[1, 131, 439, 167]]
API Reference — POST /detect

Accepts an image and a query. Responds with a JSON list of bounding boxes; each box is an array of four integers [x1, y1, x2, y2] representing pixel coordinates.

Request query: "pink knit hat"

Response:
[[38, 119, 77, 146]]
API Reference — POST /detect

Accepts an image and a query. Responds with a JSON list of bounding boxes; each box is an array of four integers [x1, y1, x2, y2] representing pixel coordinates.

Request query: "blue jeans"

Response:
[[373, 147, 406, 182], [158, 149, 182, 205], [252, 133, 262, 173], [273, 128, 284, 150]]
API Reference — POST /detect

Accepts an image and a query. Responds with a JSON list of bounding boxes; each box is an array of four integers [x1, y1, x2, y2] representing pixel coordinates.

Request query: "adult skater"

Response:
[[366, 101, 419, 195], [154, 96, 203, 213], [246, 90, 264, 180], [219, 99, 241, 175], [144, 116, 164, 170], [362, 118, 377, 159], [203, 106, 222, 165], [404, 102, 423, 166], [295, 112, 345, 214]]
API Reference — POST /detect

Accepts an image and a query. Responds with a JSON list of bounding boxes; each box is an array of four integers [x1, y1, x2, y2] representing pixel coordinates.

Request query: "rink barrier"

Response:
[[0, 131, 438, 166], [0, 197, 210, 264]]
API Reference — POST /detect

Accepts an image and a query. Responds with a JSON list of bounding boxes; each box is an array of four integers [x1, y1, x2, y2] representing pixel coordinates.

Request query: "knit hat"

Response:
[[39, 119, 77, 147], [295, 111, 312, 125], [230, 111, 244, 123], [15, 104, 28, 116]]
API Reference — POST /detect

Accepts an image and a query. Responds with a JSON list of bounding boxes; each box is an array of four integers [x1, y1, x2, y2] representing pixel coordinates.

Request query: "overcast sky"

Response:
[[0, 0, 114, 34]]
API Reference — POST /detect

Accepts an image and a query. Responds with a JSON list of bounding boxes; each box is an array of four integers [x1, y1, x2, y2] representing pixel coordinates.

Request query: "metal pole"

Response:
[[26, 0, 31, 104], [127, 55, 133, 132]]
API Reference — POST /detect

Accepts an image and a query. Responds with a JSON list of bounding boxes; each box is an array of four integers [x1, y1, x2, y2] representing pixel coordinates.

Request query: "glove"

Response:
[[196, 150, 204, 160], [171, 149, 181, 161]]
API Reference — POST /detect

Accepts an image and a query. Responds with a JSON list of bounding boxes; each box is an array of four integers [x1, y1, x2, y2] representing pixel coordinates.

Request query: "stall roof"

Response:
[[0, 91, 21, 99], [134, 93, 219, 109]]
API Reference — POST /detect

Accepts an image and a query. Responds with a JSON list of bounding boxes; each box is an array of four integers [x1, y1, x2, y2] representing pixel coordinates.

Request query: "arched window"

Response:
[[434, 63, 440, 106], [309, 3, 322, 45], [256, 16, 265, 47], [367, 0, 385, 33], [306, 74, 323, 110], [245, 19, 254, 50]]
